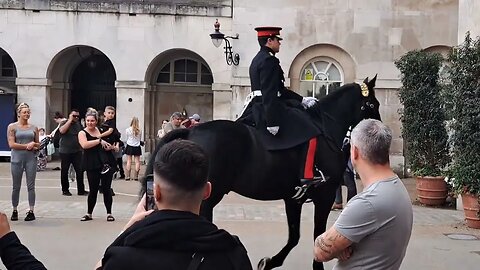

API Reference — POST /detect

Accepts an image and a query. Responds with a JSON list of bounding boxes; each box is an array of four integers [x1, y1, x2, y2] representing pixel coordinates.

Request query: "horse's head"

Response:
[[354, 75, 381, 124], [307, 75, 381, 148]]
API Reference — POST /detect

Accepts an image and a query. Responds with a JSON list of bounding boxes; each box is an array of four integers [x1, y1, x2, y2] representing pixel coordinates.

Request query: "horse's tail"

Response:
[[139, 128, 191, 196]]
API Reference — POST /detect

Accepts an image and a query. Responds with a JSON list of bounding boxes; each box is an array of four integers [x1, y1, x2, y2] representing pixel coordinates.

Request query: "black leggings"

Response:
[[86, 169, 113, 214]]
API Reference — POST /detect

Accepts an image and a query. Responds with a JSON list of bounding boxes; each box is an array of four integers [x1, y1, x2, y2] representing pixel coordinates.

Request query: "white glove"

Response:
[[302, 97, 318, 109], [267, 126, 279, 136]]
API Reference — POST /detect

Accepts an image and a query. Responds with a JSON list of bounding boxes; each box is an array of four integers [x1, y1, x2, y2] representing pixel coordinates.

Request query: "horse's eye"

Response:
[[369, 103, 374, 108]]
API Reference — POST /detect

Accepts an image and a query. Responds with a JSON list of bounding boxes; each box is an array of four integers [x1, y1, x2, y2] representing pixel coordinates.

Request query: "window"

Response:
[[299, 59, 343, 99], [1, 53, 16, 78], [157, 58, 212, 85]]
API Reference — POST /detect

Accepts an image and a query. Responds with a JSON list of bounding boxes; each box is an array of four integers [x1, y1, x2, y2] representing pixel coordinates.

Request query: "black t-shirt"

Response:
[[102, 118, 121, 144]]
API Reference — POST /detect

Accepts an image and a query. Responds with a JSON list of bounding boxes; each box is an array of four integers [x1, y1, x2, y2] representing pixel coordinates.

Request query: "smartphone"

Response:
[[145, 174, 156, 211]]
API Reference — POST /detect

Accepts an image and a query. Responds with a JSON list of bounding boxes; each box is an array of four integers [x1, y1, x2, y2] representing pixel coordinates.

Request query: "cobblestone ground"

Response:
[[0, 161, 479, 269]]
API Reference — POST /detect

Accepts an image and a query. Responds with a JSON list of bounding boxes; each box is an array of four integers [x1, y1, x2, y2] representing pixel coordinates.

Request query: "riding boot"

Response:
[[293, 137, 320, 202]]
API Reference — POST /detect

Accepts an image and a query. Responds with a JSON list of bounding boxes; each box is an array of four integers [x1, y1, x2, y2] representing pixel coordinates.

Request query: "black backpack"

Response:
[[53, 128, 61, 148]]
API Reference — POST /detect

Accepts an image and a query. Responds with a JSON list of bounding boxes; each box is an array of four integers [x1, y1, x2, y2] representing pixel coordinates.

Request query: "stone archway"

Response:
[[0, 47, 18, 156], [144, 49, 213, 149], [0, 47, 17, 94], [46, 46, 117, 127]]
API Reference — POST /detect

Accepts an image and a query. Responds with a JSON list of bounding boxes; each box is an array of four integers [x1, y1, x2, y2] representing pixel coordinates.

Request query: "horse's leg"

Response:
[[312, 181, 338, 270], [258, 199, 302, 270], [199, 192, 224, 222]]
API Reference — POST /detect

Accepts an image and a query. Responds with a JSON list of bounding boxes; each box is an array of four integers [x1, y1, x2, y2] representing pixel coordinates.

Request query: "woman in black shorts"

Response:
[[124, 117, 142, 181]]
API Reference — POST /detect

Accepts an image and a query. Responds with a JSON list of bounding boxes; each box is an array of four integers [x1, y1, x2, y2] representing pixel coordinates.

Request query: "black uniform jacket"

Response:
[[101, 210, 252, 270], [0, 232, 47, 270], [237, 46, 321, 150]]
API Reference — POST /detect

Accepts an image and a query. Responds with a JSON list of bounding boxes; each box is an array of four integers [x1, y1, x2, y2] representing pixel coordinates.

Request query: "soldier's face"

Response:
[[267, 37, 281, 53]]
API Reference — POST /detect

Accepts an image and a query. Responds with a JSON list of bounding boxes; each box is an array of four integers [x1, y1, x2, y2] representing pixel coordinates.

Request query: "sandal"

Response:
[[81, 214, 93, 221], [107, 215, 115, 222]]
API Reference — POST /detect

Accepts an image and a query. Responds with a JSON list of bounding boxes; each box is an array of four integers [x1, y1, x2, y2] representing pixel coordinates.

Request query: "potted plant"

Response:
[[395, 50, 450, 206], [448, 32, 480, 229]]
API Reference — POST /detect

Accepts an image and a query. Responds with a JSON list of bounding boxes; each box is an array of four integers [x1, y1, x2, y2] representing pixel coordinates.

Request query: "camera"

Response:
[[144, 174, 156, 211]]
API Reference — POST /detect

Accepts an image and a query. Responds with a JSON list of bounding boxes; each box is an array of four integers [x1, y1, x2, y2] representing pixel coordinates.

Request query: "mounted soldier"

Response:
[[237, 26, 322, 198]]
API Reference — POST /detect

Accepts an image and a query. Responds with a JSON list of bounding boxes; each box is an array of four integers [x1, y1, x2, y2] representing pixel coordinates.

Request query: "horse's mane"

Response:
[[307, 82, 360, 116]]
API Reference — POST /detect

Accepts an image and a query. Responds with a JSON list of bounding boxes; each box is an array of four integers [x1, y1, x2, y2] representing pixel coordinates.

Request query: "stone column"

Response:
[[212, 83, 233, 120], [16, 78, 51, 130], [115, 81, 146, 143]]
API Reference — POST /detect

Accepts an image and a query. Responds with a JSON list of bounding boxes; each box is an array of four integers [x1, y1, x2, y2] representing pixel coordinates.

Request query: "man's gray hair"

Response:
[[351, 119, 392, 165]]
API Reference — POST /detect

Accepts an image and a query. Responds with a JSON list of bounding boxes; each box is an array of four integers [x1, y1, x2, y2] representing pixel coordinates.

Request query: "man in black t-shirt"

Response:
[[58, 109, 88, 196]]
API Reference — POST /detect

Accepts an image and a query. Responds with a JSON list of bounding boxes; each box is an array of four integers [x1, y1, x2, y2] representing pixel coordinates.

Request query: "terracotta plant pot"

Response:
[[415, 176, 447, 206], [461, 193, 480, 229]]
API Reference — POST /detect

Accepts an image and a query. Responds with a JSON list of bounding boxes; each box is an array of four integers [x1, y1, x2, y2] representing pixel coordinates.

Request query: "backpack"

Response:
[[53, 129, 61, 148]]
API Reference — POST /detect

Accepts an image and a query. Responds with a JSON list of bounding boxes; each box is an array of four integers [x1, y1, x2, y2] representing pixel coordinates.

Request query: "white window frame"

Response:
[[300, 57, 344, 97]]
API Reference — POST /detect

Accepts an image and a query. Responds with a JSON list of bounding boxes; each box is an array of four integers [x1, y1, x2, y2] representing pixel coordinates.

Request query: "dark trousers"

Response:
[[335, 170, 357, 204], [86, 170, 113, 214], [60, 152, 85, 193], [116, 157, 124, 177]]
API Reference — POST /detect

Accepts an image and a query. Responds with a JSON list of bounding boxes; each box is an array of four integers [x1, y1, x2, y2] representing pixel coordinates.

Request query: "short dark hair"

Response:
[[154, 140, 208, 192], [258, 37, 269, 47], [54, 111, 64, 119], [71, 109, 79, 113]]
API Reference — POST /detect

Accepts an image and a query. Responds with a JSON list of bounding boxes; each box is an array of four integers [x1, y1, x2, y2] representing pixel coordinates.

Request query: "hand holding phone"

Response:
[[145, 175, 156, 211]]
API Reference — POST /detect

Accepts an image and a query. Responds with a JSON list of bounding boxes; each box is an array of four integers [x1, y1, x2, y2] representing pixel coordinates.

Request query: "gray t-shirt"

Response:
[[333, 176, 413, 270], [59, 120, 83, 154]]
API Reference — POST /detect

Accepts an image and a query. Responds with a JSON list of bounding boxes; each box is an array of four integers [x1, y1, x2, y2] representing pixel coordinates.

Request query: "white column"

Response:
[[16, 78, 51, 130], [115, 80, 146, 142]]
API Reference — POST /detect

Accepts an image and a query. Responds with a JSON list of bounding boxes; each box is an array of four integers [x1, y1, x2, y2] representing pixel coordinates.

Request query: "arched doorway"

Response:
[[47, 46, 117, 123], [0, 48, 17, 156], [144, 49, 213, 148], [71, 53, 116, 116], [0, 48, 17, 94]]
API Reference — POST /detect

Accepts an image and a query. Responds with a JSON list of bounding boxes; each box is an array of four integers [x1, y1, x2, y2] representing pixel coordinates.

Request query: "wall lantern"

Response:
[[210, 19, 240, 66]]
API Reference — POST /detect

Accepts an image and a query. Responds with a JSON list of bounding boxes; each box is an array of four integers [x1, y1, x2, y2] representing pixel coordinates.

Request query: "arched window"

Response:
[[0, 50, 16, 78], [299, 58, 343, 98], [156, 58, 213, 85]]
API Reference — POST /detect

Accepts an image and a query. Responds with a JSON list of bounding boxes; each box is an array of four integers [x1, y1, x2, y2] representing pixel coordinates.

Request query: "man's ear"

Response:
[[203, 182, 212, 200], [154, 183, 162, 203], [350, 144, 359, 162]]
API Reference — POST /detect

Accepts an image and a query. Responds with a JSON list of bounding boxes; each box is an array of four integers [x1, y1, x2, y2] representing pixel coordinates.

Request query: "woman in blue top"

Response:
[[7, 103, 40, 222]]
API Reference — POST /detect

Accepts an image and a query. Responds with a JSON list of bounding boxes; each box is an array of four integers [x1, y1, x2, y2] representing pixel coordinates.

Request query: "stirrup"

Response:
[[291, 169, 328, 201]]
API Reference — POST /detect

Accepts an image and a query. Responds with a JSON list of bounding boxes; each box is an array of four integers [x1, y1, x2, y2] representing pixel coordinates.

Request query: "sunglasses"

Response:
[[73, 115, 80, 118]]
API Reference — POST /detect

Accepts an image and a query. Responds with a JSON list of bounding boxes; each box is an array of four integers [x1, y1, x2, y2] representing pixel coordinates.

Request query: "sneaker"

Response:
[[11, 210, 18, 221], [62, 191, 73, 196], [24, 211, 35, 221], [101, 164, 111, 175], [78, 191, 89, 196]]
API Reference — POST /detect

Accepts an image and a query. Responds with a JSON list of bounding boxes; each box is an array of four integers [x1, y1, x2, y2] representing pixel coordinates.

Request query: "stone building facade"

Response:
[[0, 0, 476, 175]]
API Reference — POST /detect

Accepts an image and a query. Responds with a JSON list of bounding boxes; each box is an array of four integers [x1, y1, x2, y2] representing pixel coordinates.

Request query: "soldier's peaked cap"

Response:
[[254, 26, 283, 40]]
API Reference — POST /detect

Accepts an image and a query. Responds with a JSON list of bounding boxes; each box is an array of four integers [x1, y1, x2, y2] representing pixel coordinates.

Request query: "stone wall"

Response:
[[0, 0, 232, 16]]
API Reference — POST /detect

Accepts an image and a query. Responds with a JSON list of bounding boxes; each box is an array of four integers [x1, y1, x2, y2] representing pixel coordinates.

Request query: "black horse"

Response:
[[145, 76, 381, 270]]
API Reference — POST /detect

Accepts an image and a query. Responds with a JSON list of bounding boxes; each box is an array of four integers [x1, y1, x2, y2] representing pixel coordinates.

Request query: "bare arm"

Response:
[[78, 130, 103, 150], [98, 128, 113, 138], [32, 126, 40, 150], [7, 124, 28, 150], [59, 120, 71, 134], [314, 226, 353, 262]]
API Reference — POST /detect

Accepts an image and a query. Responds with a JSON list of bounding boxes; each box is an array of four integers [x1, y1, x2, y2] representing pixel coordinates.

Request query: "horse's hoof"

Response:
[[257, 257, 271, 270]]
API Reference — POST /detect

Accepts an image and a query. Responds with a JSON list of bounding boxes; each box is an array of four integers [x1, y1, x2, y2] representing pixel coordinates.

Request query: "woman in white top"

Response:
[[124, 117, 142, 181]]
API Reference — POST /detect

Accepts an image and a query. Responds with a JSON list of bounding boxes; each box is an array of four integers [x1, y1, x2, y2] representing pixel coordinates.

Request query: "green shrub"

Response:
[[448, 32, 480, 196], [395, 50, 450, 177]]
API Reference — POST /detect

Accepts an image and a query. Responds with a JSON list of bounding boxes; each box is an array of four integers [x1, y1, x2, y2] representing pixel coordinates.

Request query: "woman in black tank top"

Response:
[[77, 110, 117, 222]]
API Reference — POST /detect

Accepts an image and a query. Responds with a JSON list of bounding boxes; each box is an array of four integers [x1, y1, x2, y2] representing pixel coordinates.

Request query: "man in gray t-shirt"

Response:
[[314, 119, 413, 270]]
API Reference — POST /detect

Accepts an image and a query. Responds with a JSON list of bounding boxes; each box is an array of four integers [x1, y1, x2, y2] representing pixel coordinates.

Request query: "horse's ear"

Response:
[[368, 74, 377, 89], [363, 77, 369, 84]]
